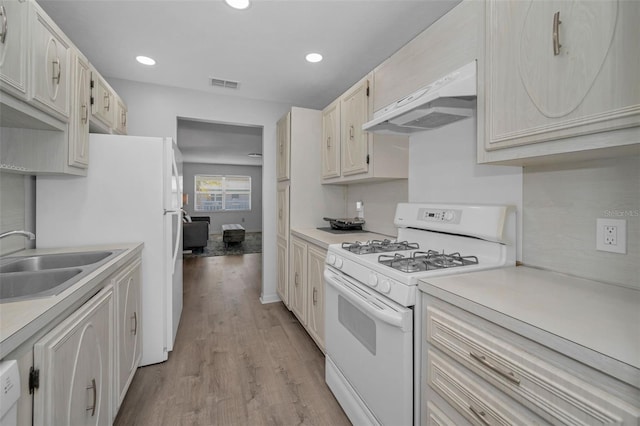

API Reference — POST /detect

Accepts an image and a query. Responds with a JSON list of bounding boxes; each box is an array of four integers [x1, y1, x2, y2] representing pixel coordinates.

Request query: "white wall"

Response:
[[408, 117, 523, 260], [183, 163, 263, 233], [346, 180, 408, 237], [523, 156, 640, 289], [109, 78, 291, 303]]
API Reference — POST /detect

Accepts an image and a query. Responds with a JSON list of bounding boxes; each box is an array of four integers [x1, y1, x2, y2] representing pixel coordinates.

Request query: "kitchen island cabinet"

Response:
[[481, 0, 640, 165], [418, 267, 640, 425]]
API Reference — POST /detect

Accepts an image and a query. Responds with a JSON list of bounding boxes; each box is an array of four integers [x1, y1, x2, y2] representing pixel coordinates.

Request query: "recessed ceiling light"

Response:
[[225, 0, 250, 10], [136, 56, 156, 66], [247, 153, 262, 158], [305, 53, 323, 63]]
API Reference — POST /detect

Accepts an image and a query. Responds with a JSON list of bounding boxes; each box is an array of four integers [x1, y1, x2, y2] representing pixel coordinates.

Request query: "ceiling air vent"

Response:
[[209, 77, 239, 89]]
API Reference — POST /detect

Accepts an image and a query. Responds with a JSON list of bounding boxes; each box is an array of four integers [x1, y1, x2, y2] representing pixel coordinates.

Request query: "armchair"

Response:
[[183, 216, 210, 253]]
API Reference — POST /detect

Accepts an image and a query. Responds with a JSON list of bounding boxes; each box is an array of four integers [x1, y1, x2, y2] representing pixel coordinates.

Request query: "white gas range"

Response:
[[324, 203, 516, 426]]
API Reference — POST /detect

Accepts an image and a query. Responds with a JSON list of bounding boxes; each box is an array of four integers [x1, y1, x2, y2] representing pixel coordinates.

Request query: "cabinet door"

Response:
[[290, 238, 307, 324], [340, 78, 369, 176], [34, 287, 113, 426], [276, 111, 290, 181], [0, 0, 28, 98], [30, 3, 70, 120], [321, 100, 341, 179], [115, 261, 142, 410], [114, 96, 128, 135], [307, 245, 326, 351], [485, 0, 640, 150], [68, 51, 90, 168], [277, 238, 289, 308], [91, 71, 115, 129], [276, 182, 289, 241]]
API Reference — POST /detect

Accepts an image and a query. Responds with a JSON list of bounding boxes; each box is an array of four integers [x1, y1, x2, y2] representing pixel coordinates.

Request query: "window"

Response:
[[194, 175, 251, 212]]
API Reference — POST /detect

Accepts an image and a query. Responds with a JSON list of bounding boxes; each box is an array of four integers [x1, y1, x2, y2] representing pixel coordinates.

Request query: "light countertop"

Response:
[[0, 242, 143, 359], [419, 266, 640, 386], [291, 228, 394, 250]]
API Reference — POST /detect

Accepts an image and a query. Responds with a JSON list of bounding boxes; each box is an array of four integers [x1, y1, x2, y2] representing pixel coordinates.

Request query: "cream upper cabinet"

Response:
[[33, 286, 113, 426], [68, 50, 90, 169], [90, 68, 115, 131], [321, 73, 409, 184], [276, 238, 289, 308], [276, 111, 291, 181], [276, 182, 289, 242], [0, 0, 29, 99], [321, 99, 341, 179], [482, 0, 640, 164], [340, 77, 369, 176], [30, 1, 71, 121], [306, 245, 326, 352], [114, 94, 128, 135], [290, 237, 307, 325], [114, 260, 142, 413]]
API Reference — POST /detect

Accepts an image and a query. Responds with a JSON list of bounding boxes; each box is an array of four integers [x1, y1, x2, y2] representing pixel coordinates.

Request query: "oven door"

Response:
[[324, 266, 413, 426]]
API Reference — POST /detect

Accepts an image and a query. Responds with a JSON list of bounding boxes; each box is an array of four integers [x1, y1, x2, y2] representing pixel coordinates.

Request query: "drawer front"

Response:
[[427, 349, 543, 425], [424, 400, 460, 426], [426, 306, 640, 425]]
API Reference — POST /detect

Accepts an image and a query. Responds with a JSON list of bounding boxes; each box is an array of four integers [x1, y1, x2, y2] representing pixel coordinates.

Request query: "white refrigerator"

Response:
[[36, 134, 183, 366]]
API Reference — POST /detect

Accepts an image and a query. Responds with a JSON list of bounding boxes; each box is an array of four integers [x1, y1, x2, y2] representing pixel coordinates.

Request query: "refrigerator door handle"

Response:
[[164, 209, 178, 215]]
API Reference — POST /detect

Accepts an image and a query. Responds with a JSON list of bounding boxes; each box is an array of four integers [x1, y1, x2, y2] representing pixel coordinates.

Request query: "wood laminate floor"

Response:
[[114, 254, 351, 426]]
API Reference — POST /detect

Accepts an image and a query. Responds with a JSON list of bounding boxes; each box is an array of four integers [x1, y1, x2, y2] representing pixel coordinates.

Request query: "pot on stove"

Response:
[[323, 217, 366, 231]]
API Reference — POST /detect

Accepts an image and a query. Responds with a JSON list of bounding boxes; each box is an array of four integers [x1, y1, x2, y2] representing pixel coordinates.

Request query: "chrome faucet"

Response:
[[0, 230, 36, 240]]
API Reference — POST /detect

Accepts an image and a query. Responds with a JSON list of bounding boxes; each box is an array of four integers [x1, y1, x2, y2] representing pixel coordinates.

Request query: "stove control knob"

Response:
[[444, 210, 455, 222], [327, 254, 336, 265], [335, 257, 344, 269], [379, 279, 391, 294], [369, 273, 378, 287]]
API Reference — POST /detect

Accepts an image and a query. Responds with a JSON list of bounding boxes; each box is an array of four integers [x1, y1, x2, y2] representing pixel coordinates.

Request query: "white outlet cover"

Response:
[[596, 218, 627, 254]]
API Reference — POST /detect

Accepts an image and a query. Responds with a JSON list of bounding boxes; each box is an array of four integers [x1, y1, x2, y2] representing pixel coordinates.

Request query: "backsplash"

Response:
[[346, 180, 408, 237], [523, 156, 640, 289], [0, 173, 27, 255]]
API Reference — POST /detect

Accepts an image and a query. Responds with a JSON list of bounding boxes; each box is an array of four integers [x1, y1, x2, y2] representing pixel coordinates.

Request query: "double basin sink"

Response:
[[0, 250, 122, 303]]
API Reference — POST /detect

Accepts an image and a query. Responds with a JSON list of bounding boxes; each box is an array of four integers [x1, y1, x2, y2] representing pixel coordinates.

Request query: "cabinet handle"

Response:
[[349, 125, 354, 140], [312, 287, 317, 305], [469, 405, 491, 425], [132, 311, 138, 335], [81, 104, 88, 124], [469, 352, 520, 385], [104, 93, 110, 111], [52, 58, 61, 85], [326, 136, 331, 148], [0, 6, 7, 45], [278, 208, 282, 219], [552, 11, 562, 56], [86, 378, 97, 416], [294, 272, 299, 286]]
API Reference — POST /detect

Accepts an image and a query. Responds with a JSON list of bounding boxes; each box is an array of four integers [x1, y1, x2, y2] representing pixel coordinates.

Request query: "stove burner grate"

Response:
[[342, 239, 419, 255], [378, 250, 479, 272]]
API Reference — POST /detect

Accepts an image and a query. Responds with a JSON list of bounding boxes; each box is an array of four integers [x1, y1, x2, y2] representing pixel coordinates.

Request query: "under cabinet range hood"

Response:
[[363, 61, 477, 135]]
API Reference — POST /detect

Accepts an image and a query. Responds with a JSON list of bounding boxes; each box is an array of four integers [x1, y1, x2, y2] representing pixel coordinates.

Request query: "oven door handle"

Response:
[[325, 270, 410, 331]]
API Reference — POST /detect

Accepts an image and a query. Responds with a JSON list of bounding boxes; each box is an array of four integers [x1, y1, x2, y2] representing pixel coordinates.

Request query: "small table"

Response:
[[221, 224, 245, 248]]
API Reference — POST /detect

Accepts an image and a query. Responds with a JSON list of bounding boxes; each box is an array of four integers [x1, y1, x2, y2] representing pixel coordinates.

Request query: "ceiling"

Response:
[[38, 0, 461, 165]]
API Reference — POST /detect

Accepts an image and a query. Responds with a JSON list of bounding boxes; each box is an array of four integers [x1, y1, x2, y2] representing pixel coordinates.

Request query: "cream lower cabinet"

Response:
[[114, 259, 142, 413], [34, 286, 114, 426], [306, 245, 325, 351], [290, 237, 307, 324], [276, 238, 289, 308], [482, 0, 640, 164], [421, 295, 640, 425], [289, 236, 326, 352]]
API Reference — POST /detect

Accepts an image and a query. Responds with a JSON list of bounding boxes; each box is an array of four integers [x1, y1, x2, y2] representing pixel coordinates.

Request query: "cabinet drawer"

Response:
[[427, 349, 543, 425], [426, 306, 640, 425]]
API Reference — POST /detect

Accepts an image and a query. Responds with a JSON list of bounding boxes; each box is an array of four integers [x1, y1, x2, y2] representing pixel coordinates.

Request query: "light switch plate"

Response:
[[596, 218, 627, 254]]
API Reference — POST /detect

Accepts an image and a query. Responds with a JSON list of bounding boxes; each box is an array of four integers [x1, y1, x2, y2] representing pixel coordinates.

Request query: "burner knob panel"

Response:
[[369, 273, 378, 287], [379, 279, 391, 294]]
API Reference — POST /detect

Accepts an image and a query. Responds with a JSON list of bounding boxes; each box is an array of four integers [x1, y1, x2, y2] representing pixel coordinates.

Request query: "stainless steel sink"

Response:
[[0, 250, 123, 303], [0, 269, 83, 300], [0, 251, 113, 273]]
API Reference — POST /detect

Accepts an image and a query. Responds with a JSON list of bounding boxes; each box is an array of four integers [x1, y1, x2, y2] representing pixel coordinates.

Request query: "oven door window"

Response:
[[338, 295, 376, 355]]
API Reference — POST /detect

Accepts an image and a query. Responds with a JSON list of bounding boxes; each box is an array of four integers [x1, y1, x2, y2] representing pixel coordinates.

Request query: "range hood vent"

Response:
[[363, 61, 476, 135]]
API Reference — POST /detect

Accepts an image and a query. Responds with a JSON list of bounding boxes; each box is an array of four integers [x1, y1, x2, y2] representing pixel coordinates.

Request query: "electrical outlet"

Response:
[[596, 218, 626, 254]]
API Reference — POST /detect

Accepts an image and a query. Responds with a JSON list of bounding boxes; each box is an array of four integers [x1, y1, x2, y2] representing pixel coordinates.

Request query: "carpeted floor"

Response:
[[183, 232, 262, 257]]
